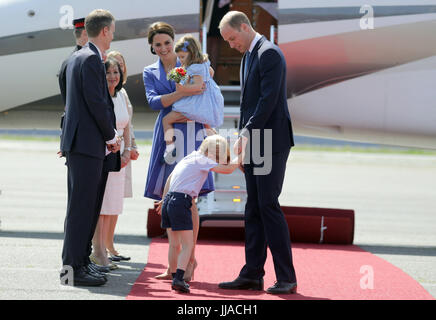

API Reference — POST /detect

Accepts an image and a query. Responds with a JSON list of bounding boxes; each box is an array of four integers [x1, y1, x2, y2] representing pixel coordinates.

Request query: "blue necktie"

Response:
[[244, 51, 250, 82]]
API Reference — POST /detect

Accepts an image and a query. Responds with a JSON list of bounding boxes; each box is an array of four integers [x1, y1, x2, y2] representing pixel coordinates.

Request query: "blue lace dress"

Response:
[[172, 61, 224, 128]]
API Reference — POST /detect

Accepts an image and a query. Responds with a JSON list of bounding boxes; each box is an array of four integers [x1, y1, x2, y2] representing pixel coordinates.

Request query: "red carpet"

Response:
[[127, 238, 434, 300]]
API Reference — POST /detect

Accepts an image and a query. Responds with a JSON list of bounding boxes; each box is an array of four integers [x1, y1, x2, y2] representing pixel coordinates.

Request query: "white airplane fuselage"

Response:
[[279, 0, 436, 149], [0, 0, 199, 112], [1, 0, 435, 149]]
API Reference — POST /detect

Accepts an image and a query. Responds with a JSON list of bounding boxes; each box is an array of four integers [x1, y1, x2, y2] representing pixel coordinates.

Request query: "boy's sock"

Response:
[[175, 269, 185, 281]]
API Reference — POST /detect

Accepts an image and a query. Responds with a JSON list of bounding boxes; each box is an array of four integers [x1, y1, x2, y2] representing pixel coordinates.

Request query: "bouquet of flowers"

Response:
[[167, 67, 187, 83]]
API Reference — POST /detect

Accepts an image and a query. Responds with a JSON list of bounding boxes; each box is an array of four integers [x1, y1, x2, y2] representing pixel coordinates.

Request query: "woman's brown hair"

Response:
[[107, 51, 127, 84], [104, 58, 123, 95], [147, 21, 175, 55]]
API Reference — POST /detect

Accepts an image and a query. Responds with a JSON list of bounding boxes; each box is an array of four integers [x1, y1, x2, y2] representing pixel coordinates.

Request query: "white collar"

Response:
[[248, 33, 262, 53], [88, 41, 103, 60]]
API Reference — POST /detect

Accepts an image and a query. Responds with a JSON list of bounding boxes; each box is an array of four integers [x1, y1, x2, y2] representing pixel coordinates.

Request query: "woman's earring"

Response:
[[150, 46, 156, 55]]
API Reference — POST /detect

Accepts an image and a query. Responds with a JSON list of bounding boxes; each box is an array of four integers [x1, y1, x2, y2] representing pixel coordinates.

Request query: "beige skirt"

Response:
[[100, 166, 126, 215]]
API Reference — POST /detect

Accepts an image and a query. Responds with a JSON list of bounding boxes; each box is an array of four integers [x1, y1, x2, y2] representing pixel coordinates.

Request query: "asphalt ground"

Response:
[[0, 109, 435, 300]]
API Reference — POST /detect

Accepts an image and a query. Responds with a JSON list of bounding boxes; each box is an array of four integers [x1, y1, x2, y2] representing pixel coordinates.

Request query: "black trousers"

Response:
[[239, 149, 297, 283], [62, 152, 108, 270]]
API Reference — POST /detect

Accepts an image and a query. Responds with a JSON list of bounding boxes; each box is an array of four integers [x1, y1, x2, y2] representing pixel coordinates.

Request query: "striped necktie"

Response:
[[244, 50, 250, 82]]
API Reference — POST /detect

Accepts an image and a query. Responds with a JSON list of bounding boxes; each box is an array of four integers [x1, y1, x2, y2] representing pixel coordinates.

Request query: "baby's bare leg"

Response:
[[162, 111, 190, 144]]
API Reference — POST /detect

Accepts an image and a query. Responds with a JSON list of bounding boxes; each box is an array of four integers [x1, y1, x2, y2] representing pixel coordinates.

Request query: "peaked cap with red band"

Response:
[[73, 18, 85, 29]]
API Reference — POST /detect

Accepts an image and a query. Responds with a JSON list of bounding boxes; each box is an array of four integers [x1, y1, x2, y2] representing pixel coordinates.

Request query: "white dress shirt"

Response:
[[248, 32, 262, 54]]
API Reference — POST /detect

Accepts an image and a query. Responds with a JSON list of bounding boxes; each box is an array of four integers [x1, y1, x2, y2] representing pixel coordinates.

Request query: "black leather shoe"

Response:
[[172, 278, 190, 293], [218, 276, 264, 291], [68, 266, 107, 287], [86, 264, 108, 281], [267, 281, 297, 294], [89, 262, 110, 274]]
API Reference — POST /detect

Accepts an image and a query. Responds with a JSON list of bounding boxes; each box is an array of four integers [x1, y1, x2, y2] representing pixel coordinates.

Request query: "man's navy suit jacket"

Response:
[[239, 36, 294, 161], [61, 42, 120, 171], [58, 45, 82, 107]]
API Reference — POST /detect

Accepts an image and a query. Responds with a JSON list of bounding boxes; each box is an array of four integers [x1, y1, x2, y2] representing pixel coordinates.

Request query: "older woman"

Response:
[[105, 50, 139, 262], [91, 58, 131, 270], [143, 22, 214, 281]]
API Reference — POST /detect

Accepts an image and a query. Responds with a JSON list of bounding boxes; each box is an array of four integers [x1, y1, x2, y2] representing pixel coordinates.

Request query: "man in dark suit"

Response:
[[58, 18, 88, 108], [218, 11, 297, 294], [57, 18, 87, 156], [60, 9, 120, 287]]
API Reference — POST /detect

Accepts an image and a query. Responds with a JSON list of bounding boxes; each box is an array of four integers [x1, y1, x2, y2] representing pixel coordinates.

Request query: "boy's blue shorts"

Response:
[[161, 192, 193, 231]]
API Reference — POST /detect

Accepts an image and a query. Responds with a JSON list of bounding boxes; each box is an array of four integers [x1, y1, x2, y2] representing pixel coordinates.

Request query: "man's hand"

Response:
[[233, 135, 248, 156], [107, 136, 121, 153], [234, 135, 248, 171]]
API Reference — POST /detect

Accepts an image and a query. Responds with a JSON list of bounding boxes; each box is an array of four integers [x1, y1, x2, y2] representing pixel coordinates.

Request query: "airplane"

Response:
[[279, 0, 436, 150], [0, 0, 201, 114], [1, 0, 435, 239], [2, 0, 435, 148]]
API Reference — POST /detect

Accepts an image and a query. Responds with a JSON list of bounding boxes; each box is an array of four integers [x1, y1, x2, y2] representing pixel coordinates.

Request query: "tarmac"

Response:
[[0, 108, 435, 300]]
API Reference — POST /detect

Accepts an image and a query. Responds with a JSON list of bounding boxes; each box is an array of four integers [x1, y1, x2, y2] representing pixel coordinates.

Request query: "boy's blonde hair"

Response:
[[174, 34, 208, 66], [199, 135, 230, 164]]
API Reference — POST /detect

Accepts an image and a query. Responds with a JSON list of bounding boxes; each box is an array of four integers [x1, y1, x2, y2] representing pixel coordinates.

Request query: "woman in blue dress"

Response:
[[143, 22, 214, 280]]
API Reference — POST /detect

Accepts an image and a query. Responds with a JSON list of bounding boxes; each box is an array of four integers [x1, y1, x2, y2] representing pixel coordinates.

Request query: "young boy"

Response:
[[156, 135, 242, 293]]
